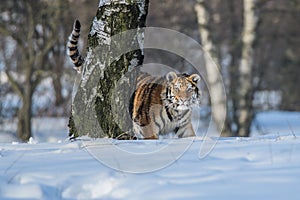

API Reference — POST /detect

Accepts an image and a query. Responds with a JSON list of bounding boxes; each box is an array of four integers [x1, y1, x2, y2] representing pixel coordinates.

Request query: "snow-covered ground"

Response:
[[0, 111, 300, 199], [0, 117, 69, 143]]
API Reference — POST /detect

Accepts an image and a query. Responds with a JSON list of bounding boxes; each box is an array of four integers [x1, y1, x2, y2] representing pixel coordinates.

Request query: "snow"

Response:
[[0, 111, 300, 199], [252, 111, 300, 136], [0, 117, 69, 143]]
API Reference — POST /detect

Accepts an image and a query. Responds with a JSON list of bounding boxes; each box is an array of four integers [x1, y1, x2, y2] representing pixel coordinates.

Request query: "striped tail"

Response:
[[67, 20, 84, 73]]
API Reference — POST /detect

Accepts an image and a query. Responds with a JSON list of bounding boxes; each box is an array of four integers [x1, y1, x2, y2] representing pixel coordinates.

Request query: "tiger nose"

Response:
[[179, 96, 188, 103]]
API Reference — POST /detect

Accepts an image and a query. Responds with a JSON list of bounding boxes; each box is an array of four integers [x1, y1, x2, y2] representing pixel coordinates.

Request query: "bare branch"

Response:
[[4, 70, 23, 98]]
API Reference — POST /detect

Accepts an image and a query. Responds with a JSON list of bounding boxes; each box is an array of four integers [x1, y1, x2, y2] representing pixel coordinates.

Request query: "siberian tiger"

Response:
[[67, 20, 201, 139], [130, 72, 201, 139]]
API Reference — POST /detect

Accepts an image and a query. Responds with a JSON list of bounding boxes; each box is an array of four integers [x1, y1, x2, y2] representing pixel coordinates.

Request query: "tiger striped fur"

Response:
[[130, 72, 201, 139], [67, 20, 84, 73]]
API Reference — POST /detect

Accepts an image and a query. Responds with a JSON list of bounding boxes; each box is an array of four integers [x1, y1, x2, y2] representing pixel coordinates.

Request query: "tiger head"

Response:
[[164, 72, 201, 111]]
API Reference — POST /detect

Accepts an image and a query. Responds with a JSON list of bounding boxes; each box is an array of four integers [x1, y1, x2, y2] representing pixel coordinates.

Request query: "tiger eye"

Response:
[[187, 87, 194, 93]]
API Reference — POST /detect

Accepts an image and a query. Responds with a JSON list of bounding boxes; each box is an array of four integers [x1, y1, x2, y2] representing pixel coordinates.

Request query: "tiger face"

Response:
[[165, 72, 201, 111]]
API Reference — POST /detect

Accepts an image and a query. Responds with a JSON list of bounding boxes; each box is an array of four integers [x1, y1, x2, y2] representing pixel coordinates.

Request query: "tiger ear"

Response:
[[189, 74, 201, 83], [166, 71, 177, 82]]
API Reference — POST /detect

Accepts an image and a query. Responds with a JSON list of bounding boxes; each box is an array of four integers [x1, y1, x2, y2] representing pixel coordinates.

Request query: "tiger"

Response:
[[67, 20, 201, 139], [130, 72, 201, 139]]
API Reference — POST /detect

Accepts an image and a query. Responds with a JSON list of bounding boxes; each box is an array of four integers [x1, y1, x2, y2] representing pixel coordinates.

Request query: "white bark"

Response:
[[195, 0, 228, 135], [238, 0, 258, 136]]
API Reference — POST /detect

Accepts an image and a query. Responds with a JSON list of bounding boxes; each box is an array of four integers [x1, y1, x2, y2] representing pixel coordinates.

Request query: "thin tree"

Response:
[[195, 0, 230, 136], [237, 0, 258, 136]]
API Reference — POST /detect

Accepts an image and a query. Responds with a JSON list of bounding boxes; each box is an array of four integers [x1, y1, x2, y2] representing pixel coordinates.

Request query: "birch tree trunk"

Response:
[[237, 0, 258, 137], [195, 0, 230, 136], [69, 0, 149, 138]]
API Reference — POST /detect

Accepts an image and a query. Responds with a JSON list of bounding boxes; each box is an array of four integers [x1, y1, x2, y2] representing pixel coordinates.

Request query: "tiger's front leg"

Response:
[[175, 122, 196, 138], [133, 121, 159, 139], [140, 105, 162, 139], [141, 125, 159, 139]]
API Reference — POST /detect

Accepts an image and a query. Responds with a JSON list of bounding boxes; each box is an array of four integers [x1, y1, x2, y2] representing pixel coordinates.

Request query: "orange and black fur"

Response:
[[130, 72, 201, 139], [67, 20, 201, 139], [67, 20, 84, 73]]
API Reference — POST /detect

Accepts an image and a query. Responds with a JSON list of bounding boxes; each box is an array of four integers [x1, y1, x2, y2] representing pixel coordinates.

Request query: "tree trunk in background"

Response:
[[17, 89, 33, 141], [52, 73, 64, 106], [195, 0, 230, 136], [16, 55, 34, 141], [237, 0, 258, 137], [223, 0, 243, 136], [69, 0, 149, 138], [12, 1, 36, 142]]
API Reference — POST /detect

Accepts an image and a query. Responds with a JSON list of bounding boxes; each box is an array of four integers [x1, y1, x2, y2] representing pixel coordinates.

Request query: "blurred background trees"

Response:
[[0, 0, 95, 141], [0, 0, 299, 140], [195, 0, 258, 137], [147, 0, 300, 137]]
